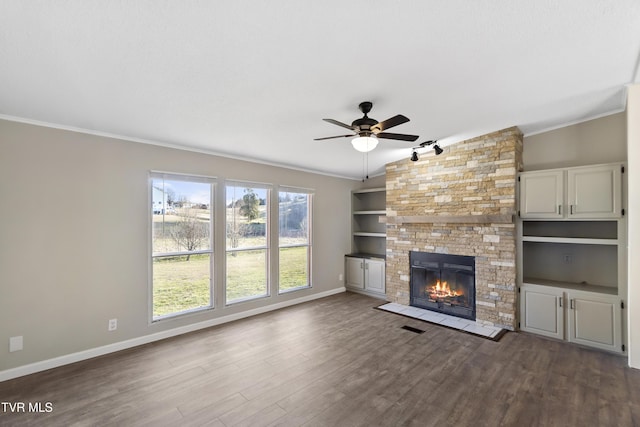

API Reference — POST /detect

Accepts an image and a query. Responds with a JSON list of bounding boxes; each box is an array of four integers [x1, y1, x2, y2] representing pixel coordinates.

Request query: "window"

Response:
[[278, 189, 312, 292], [225, 183, 270, 303], [150, 173, 214, 320]]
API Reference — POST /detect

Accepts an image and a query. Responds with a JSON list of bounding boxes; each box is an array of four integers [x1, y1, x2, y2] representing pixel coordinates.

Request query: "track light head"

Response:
[[433, 144, 443, 155], [410, 150, 419, 162]]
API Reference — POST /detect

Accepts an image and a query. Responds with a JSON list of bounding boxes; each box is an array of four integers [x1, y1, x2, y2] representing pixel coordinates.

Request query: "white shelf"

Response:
[[522, 236, 618, 245], [523, 277, 618, 295], [353, 187, 385, 194], [353, 232, 386, 238], [353, 210, 386, 215]]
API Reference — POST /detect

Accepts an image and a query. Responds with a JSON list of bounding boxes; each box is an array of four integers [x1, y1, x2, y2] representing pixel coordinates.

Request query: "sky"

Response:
[[153, 178, 211, 205], [153, 178, 269, 206]]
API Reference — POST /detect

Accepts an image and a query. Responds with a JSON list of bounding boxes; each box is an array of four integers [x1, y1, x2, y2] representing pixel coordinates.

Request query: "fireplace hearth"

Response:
[[410, 251, 476, 321]]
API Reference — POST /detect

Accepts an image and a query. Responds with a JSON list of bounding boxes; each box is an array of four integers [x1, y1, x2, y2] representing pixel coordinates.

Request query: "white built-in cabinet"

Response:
[[518, 162, 626, 354], [520, 283, 622, 353], [519, 170, 564, 218], [346, 187, 386, 298], [345, 256, 386, 297], [519, 163, 622, 219], [520, 284, 564, 340]]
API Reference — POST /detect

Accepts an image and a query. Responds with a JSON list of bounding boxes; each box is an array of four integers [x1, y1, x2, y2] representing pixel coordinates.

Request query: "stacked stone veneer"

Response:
[[385, 127, 523, 330]]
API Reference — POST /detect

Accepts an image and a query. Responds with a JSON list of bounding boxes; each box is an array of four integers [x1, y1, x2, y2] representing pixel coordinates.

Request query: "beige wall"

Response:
[[523, 112, 626, 170], [628, 85, 640, 369], [0, 119, 357, 374]]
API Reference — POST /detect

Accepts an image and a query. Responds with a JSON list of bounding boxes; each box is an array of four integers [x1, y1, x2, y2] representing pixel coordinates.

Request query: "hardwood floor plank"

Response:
[[179, 392, 248, 426], [269, 380, 346, 427], [233, 403, 288, 427]]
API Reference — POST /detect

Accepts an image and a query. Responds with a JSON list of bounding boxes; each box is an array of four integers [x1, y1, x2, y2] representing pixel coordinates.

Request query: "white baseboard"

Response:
[[0, 287, 346, 383]]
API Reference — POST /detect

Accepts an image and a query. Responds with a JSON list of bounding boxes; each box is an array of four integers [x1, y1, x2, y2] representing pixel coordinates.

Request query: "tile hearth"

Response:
[[377, 302, 505, 340]]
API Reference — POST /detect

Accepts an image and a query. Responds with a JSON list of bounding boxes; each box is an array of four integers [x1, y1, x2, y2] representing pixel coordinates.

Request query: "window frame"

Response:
[[277, 187, 313, 294], [149, 171, 216, 322], [224, 181, 272, 305]]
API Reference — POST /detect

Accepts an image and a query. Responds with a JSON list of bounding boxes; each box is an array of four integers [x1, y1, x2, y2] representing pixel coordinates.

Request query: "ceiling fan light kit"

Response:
[[351, 135, 378, 152]]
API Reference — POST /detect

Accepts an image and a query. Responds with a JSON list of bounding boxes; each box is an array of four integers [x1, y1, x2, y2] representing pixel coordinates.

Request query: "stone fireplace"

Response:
[[385, 127, 522, 330]]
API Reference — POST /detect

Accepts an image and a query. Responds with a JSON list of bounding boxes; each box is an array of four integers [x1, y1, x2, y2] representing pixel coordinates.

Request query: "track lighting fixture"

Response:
[[409, 140, 443, 161]]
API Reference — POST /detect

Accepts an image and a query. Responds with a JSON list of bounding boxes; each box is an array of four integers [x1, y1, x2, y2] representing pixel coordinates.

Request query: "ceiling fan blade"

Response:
[[314, 134, 354, 141], [376, 132, 420, 142], [323, 118, 355, 131], [371, 114, 410, 132]]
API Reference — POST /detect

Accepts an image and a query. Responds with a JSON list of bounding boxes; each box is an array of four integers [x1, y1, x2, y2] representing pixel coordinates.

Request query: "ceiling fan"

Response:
[[315, 101, 419, 152]]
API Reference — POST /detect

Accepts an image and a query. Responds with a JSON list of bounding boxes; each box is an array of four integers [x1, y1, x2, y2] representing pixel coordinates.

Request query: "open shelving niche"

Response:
[[519, 220, 625, 296], [350, 187, 386, 258]]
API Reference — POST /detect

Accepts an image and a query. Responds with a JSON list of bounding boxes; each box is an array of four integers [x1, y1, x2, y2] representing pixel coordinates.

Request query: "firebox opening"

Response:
[[410, 252, 476, 321]]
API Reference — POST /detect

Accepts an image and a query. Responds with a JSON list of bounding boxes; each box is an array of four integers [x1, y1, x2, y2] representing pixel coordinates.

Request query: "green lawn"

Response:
[[153, 247, 308, 318], [152, 254, 211, 318]]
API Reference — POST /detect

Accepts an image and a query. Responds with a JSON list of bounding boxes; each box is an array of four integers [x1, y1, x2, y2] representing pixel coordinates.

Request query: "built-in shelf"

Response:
[[521, 236, 618, 245], [351, 187, 386, 260], [346, 253, 386, 260], [353, 210, 386, 215], [354, 187, 385, 194], [522, 277, 618, 295], [353, 232, 386, 237]]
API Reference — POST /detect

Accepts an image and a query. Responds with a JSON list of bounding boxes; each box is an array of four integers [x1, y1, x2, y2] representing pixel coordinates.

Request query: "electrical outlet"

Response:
[[108, 318, 118, 331], [9, 336, 23, 352], [563, 254, 572, 264], [339, 273, 343, 281]]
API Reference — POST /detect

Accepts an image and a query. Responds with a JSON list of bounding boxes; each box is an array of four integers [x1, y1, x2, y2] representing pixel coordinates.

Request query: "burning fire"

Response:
[[427, 280, 461, 299]]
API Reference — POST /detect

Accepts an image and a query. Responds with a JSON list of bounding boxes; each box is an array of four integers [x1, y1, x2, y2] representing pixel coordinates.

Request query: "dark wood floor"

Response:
[[1, 292, 639, 426]]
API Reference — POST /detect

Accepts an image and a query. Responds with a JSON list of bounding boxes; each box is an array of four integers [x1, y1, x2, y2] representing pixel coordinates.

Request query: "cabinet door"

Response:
[[519, 171, 564, 218], [364, 259, 385, 294], [520, 284, 564, 339], [567, 165, 622, 219], [568, 291, 622, 353], [345, 257, 364, 289]]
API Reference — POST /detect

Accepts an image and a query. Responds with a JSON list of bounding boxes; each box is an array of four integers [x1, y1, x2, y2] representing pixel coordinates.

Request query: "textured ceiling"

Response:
[[1, 1, 639, 179]]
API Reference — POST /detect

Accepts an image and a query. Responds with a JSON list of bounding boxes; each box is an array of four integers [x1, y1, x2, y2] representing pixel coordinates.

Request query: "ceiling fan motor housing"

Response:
[[352, 116, 378, 134], [353, 101, 377, 135]]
